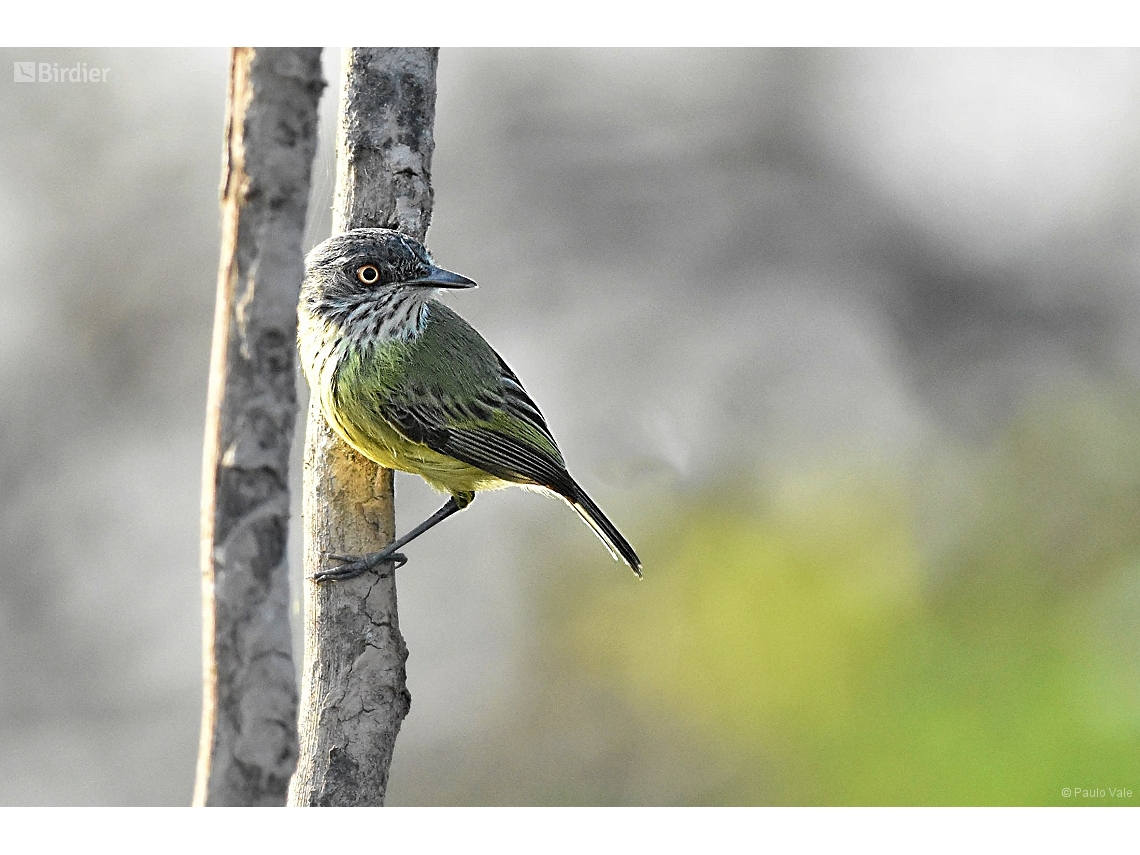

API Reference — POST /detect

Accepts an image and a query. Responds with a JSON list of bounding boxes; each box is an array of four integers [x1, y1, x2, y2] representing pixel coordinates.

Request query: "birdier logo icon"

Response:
[[12, 61, 109, 83]]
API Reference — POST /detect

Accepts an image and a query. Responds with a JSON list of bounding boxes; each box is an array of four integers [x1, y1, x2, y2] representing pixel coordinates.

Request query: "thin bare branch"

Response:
[[195, 46, 324, 807], [289, 47, 439, 807]]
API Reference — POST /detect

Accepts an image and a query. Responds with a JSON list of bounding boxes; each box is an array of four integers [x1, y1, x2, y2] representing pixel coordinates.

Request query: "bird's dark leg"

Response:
[[312, 496, 466, 583]]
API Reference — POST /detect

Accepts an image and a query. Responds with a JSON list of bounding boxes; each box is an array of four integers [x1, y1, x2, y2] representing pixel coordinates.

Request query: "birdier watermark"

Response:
[[13, 61, 109, 83], [1061, 786, 1133, 800]]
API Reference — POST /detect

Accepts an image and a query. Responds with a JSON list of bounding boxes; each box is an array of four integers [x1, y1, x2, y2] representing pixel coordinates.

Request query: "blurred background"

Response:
[[2, 47, 1140, 806]]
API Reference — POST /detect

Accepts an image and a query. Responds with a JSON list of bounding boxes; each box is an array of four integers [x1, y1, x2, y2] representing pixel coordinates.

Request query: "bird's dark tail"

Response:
[[565, 481, 642, 577]]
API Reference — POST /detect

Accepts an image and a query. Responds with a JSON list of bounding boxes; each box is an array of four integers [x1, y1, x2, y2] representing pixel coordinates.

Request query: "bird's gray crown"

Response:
[[304, 228, 435, 294]]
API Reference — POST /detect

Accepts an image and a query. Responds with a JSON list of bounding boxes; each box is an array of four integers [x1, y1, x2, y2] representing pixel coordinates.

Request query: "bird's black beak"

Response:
[[402, 265, 477, 289]]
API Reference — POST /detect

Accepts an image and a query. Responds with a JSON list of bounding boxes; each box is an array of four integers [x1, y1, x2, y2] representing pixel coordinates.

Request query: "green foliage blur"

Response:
[[558, 385, 1140, 805]]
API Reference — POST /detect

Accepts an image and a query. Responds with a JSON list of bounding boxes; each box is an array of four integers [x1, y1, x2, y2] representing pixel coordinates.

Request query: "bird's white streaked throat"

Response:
[[310, 286, 435, 350]]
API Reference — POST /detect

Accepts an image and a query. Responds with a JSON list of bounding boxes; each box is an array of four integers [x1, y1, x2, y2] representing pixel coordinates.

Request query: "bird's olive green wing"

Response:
[[376, 302, 576, 496]]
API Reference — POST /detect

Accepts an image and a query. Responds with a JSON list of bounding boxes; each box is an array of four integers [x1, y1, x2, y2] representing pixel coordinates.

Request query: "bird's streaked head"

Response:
[[301, 228, 476, 345]]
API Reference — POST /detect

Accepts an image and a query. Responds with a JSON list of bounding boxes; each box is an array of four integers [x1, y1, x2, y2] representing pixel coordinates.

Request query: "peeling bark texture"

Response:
[[331, 47, 438, 239], [195, 47, 325, 807], [289, 47, 439, 807]]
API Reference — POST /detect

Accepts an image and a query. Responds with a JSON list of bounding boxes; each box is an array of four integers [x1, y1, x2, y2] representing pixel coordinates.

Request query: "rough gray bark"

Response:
[[194, 47, 325, 807], [289, 47, 439, 807]]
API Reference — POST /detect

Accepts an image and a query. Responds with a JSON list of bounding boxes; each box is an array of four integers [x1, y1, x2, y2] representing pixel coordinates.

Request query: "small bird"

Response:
[[298, 228, 641, 582]]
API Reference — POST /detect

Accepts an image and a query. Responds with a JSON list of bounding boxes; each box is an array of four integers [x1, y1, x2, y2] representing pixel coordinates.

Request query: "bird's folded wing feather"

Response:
[[377, 361, 575, 495]]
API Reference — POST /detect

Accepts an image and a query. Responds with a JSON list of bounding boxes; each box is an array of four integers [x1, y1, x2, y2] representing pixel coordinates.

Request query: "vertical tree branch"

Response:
[[289, 47, 439, 807], [195, 47, 324, 807]]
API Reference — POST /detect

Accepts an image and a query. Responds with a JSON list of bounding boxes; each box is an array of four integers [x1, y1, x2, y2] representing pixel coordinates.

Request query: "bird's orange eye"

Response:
[[356, 264, 380, 284]]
